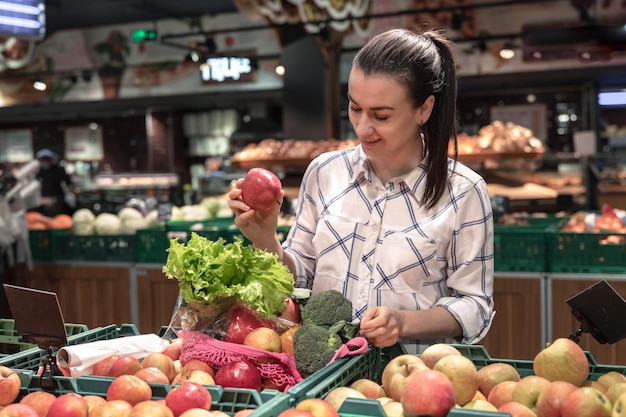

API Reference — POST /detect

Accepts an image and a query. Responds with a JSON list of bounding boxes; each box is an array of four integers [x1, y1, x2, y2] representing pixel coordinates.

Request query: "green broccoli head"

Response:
[[293, 323, 343, 377], [300, 289, 353, 328]]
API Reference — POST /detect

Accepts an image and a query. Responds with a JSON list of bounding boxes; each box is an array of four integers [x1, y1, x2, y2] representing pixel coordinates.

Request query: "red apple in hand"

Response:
[[224, 305, 276, 344], [240, 168, 282, 211], [214, 360, 262, 391]]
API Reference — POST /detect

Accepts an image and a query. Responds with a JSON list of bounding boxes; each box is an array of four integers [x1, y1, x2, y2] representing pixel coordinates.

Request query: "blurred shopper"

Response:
[[35, 148, 73, 217], [228, 28, 495, 354]]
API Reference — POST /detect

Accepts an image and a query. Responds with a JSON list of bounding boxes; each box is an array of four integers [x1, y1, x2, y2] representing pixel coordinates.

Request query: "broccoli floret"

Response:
[[293, 323, 343, 377], [300, 289, 353, 328]]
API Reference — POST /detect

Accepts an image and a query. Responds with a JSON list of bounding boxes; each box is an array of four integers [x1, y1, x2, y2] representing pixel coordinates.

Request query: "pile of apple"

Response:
[[0, 362, 258, 417], [275, 338, 626, 417]]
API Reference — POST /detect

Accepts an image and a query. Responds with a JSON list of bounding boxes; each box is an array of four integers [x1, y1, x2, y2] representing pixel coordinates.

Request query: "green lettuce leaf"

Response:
[[162, 233, 294, 318]]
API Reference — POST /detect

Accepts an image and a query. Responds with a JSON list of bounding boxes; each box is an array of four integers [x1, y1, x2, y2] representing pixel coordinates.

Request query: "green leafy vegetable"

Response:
[[162, 234, 294, 318]]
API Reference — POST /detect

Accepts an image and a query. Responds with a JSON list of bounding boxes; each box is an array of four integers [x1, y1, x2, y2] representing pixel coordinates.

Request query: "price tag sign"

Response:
[[491, 195, 509, 216]]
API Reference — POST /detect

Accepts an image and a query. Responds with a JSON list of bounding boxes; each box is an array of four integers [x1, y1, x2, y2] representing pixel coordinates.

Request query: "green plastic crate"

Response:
[[28, 229, 70, 262], [286, 343, 407, 406], [493, 216, 563, 272], [55, 234, 136, 262], [136, 224, 292, 265], [451, 343, 626, 381], [546, 219, 626, 274], [0, 324, 139, 372], [0, 319, 88, 355]]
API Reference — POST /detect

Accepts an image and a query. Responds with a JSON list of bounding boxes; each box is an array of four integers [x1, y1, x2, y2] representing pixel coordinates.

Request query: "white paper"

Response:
[[57, 333, 169, 377]]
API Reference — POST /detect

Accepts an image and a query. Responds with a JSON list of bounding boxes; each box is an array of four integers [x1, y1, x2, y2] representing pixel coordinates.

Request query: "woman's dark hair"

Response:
[[353, 28, 458, 209]]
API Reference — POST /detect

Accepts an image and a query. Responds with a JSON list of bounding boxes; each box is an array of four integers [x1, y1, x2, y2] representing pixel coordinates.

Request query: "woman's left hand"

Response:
[[359, 306, 402, 348]]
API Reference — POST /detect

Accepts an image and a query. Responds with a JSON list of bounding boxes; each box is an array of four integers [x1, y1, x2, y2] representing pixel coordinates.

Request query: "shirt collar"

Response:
[[348, 144, 430, 205]]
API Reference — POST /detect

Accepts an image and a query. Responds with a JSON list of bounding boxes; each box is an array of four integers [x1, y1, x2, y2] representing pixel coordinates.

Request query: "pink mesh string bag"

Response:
[[179, 330, 303, 391]]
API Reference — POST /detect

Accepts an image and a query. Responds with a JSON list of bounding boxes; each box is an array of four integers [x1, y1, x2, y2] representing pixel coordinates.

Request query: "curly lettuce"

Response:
[[162, 234, 294, 318]]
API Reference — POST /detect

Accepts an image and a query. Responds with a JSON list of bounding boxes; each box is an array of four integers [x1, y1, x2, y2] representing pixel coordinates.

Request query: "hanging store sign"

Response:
[[64, 125, 104, 161], [200, 52, 256, 84], [0, 129, 33, 162]]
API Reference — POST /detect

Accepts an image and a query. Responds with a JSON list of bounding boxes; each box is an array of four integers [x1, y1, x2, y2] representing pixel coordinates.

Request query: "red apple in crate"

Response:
[[240, 168, 282, 211], [178, 410, 213, 417], [214, 359, 262, 391], [596, 370, 626, 391], [46, 393, 89, 417], [533, 337, 590, 386], [182, 369, 216, 386], [83, 395, 107, 414], [487, 380, 518, 409], [165, 381, 212, 417], [380, 354, 427, 399], [108, 355, 143, 377], [383, 357, 427, 402], [400, 368, 456, 417], [89, 399, 133, 417], [92, 354, 120, 376], [349, 378, 386, 399], [535, 380, 578, 417], [511, 375, 551, 412], [0, 403, 41, 417], [141, 352, 177, 382], [106, 374, 153, 406], [243, 327, 282, 353], [497, 401, 537, 417], [129, 400, 175, 417], [323, 386, 366, 411], [607, 382, 626, 404], [433, 353, 479, 406], [294, 398, 339, 417], [476, 361, 521, 397], [19, 391, 57, 417], [560, 387, 612, 417], [0, 366, 22, 406], [462, 399, 498, 412], [162, 338, 184, 361], [224, 305, 276, 345], [419, 343, 462, 369], [181, 359, 215, 380], [381, 400, 404, 417], [135, 366, 171, 384], [233, 409, 256, 417]]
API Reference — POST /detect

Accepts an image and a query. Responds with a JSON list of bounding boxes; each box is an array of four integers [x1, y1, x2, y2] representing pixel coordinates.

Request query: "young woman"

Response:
[[229, 28, 495, 354]]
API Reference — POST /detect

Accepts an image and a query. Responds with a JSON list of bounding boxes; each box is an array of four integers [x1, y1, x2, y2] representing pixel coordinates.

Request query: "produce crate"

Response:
[[28, 229, 69, 262], [54, 234, 136, 262], [333, 398, 510, 417], [16, 372, 289, 417], [0, 324, 139, 372], [493, 215, 563, 272], [287, 345, 394, 404], [135, 224, 292, 265], [0, 319, 88, 355], [450, 343, 626, 381], [546, 219, 626, 274]]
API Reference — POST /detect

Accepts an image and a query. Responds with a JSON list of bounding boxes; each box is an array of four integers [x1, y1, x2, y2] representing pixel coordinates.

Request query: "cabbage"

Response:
[[200, 197, 221, 217], [145, 210, 162, 227], [180, 205, 210, 221], [72, 208, 96, 235], [94, 212, 122, 235], [117, 207, 147, 234]]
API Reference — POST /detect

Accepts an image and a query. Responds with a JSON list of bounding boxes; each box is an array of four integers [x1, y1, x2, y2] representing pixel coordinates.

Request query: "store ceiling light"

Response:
[[499, 42, 518, 59], [32, 77, 46, 91], [275, 64, 285, 76]]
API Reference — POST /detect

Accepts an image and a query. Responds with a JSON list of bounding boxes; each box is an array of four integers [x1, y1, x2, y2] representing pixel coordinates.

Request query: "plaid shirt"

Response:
[[283, 145, 495, 354]]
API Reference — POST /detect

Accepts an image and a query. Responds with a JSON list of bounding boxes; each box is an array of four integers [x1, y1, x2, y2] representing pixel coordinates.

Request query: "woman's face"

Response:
[[347, 67, 427, 165]]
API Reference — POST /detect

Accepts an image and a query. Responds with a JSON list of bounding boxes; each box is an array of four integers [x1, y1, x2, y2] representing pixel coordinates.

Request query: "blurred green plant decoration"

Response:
[[94, 29, 130, 98], [95, 29, 130, 74]]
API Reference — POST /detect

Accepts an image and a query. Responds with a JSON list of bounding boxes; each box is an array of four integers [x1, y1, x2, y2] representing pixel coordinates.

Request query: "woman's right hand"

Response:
[[228, 178, 284, 248]]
